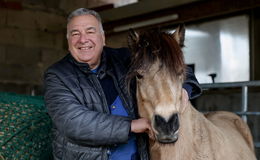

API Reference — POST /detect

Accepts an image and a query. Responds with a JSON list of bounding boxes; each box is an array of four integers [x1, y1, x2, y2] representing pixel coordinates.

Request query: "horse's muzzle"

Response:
[[153, 113, 179, 144]]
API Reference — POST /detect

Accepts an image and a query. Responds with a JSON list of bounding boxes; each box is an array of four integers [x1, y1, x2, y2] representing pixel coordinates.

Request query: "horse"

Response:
[[126, 25, 256, 160]]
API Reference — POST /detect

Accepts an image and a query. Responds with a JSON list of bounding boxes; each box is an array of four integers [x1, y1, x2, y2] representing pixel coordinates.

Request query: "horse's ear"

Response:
[[127, 29, 139, 52], [172, 24, 185, 47]]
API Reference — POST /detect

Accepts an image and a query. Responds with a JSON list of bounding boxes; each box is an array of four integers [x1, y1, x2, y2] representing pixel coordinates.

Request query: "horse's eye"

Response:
[[138, 40, 149, 48], [136, 73, 143, 79], [143, 40, 149, 47]]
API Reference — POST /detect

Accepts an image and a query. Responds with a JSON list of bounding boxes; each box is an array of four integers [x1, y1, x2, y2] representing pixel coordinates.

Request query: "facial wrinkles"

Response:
[[68, 15, 103, 44], [67, 15, 105, 68], [67, 16, 101, 33], [81, 31, 94, 49], [70, 26, 97, 45]]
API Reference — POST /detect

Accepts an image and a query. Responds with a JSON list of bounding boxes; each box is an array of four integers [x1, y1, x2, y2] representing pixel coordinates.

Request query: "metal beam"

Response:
[[100, 0, 206, 22]]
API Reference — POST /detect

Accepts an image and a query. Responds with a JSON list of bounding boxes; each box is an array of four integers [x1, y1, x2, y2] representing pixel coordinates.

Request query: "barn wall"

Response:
[[0, 2, 67, 94], [0, 0, 116, 95]]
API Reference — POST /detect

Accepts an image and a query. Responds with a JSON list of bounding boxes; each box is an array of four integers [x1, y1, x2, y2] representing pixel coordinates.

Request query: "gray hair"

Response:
[[67, 8, 104, 37]]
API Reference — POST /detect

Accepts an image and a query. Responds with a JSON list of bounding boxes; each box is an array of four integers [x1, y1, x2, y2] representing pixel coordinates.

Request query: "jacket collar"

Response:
[[67, 47, 111, 77], [68, 54, 91, 73], [95, 49, 109, 79]]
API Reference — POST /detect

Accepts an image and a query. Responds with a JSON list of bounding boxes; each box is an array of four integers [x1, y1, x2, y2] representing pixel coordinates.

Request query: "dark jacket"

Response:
[[44, 47, 201, 160]]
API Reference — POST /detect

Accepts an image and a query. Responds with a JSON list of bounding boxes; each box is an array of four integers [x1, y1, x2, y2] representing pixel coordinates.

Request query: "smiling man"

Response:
[[44, 8, 202, 160], [44, 8, 153, 160], [67, 13, 105, 69]]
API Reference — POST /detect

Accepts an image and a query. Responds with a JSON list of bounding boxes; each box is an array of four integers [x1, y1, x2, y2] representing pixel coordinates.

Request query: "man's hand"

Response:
[[182, 88, 189, 104], [131, 118, 151, 133], [180, 88, 190, 113], [131, 118, 155, 139]]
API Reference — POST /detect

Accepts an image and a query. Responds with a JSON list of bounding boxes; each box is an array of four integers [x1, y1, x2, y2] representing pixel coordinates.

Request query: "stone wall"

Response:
[[0, 0, 125, 95], [0, 5, 67, 94]]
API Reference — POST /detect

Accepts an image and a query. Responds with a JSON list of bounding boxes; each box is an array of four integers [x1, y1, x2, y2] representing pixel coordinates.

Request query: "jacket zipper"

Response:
[[89, 73, 110, 160], [90, 73, 110, 113]]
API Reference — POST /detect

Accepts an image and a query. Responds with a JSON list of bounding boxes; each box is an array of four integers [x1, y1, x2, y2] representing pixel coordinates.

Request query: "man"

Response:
[[44, 8, 201, 160]]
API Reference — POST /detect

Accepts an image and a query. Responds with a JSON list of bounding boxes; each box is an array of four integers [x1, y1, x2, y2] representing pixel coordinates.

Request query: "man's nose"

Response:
[[79, 34, 89, 43]]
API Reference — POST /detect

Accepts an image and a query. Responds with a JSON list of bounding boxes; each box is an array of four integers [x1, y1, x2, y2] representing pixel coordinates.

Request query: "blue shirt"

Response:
[[109, 96, 137, 160], [91, 69, 138, 160]]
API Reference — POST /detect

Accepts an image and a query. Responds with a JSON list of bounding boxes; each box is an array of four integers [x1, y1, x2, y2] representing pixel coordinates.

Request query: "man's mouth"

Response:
[[78, 46, 93, 50]]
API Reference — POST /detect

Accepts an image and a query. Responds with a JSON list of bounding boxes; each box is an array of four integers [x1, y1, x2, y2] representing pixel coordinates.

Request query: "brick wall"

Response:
[[0, 0, 127, 95], [0, 7, 67, 95]]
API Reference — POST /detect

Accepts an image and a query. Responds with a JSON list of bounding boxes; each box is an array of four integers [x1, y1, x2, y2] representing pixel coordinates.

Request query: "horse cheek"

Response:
[[137, 84, 152, 118], [138, 99, 153, 121]]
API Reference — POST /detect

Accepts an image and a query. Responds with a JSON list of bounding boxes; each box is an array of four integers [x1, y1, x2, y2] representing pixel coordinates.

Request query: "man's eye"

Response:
[[71, 33, 80, 37], [87, 31, 95, 34]]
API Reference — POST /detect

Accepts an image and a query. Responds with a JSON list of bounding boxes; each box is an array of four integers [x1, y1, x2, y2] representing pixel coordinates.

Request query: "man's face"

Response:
[[67, 14, 105, 69]]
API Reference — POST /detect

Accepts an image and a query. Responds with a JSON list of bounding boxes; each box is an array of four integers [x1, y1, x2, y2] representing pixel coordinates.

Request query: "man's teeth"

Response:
[[80, 46, 92, 50]]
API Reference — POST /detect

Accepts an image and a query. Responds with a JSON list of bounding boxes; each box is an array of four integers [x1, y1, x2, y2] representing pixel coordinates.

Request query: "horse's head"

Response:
[[127, 25, 187, 144]]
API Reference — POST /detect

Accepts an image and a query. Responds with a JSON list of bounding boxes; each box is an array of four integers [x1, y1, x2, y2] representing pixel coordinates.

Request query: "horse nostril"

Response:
[[154, 115, 167, 127], [169, 114, 179, 132], [154, 115, 168, 134], [154, 114, 179, 134]]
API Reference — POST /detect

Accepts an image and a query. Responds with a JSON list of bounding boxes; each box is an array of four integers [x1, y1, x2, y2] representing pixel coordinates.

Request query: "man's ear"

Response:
[[172, 24, 185, 48], [127, 29, 139, 51], [102, 33, 106, 46]]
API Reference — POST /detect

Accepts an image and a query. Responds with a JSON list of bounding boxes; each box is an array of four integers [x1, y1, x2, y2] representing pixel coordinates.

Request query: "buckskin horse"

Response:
[[127, 25, 256, 160]]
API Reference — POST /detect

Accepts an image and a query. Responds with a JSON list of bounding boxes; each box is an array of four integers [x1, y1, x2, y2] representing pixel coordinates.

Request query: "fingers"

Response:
[[131, 118, 151, 133], [180, 89, 189, 113], [182, 88, 189, 102], [182, 88, 189, 106], [147, 128, 155, 140], [131, 118, 156, 140]]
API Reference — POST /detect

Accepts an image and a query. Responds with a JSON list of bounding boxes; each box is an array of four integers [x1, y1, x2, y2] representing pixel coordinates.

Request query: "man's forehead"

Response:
[[68, 24, 97, 31], [68, 21, 99, 32]]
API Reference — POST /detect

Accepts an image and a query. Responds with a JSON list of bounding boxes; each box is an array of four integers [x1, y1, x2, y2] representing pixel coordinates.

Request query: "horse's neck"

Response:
[[173, 103, 204, 158], [176, 103, 219, 159], [181, 104, 214, 144], [150, 103, 211, 160]]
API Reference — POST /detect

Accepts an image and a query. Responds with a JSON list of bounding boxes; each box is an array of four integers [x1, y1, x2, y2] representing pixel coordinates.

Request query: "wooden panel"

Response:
[[252, 9, 260, 80]]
